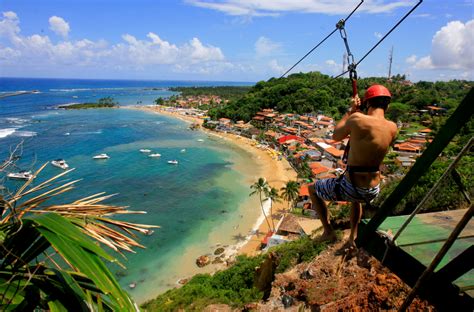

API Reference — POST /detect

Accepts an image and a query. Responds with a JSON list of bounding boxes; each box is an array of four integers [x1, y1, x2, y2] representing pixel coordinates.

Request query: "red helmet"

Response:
[[363, 84, 391, 102]]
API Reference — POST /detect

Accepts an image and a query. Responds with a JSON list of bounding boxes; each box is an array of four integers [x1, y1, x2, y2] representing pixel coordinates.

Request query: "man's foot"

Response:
[[340, 240, 358, 257], [314, 231, 337, 243]]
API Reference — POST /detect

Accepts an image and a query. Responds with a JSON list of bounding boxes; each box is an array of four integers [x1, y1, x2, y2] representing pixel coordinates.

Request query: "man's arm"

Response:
[[332, 112, 352, 141], [332, 96, 361, 141]]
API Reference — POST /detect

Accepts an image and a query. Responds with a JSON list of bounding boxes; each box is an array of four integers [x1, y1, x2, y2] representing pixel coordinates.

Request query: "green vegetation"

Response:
[[142, 236, 328, 311], [0, 162, 155, 310], [208, 72, 472, 122], [280, 180, 300, 211], [249, 177, 273, 231], [60, 96, 118, 109], [169, 86, 251, 99]]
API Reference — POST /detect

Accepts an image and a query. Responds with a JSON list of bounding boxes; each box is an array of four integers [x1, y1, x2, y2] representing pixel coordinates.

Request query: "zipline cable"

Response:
[[334, 0, 423, 79], [280, 0, 364, 78]]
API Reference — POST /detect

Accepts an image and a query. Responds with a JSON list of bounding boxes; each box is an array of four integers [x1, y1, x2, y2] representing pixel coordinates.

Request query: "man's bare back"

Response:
[[345, 112, 397, 187], [333, 103, 397, 188]]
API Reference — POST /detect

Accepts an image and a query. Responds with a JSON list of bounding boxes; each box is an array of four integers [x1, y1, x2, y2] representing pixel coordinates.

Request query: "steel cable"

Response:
[[334, 0, 423, 79], [280, 0, 365, 78]]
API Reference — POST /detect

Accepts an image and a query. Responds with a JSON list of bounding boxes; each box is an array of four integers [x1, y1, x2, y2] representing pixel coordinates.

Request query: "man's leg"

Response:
[[308, 183, 336, 241], [348, 202, 362, 247]]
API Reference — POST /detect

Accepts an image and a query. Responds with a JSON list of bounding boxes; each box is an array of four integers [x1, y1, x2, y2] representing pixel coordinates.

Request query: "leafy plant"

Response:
[[280, 180, 300, 211], [249, 178, 271, 232], [0, 163, 157, 310]]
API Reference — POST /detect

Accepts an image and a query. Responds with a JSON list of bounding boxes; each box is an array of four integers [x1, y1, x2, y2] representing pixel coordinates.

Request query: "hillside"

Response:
[[251, 234, 434, 311]]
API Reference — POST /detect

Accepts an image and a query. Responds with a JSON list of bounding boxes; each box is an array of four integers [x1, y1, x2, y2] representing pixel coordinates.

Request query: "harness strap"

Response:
[[347, 165, 380, 173]]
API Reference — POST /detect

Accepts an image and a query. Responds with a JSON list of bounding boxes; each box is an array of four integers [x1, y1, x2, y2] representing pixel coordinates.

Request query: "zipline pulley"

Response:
[[336, 18, 358, 97]]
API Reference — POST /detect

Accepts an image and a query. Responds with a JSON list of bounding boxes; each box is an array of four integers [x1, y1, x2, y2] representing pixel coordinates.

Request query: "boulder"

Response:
[[196, 255, 210, 268]]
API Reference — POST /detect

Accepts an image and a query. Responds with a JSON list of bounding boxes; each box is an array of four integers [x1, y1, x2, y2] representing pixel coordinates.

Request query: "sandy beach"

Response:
[[132, 105, 297, 256]]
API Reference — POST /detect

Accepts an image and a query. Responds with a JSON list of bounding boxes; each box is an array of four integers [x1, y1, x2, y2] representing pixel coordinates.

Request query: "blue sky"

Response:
[[0, 0, 472, 82]]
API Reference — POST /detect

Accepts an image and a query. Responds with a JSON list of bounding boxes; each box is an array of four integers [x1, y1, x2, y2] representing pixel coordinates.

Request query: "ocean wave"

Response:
[[15, 130, 37, 137], [72, 130, 103, 135], [49, 87, 132, 92], [5, 117, 30, 125], [0, 128, 16, 138]]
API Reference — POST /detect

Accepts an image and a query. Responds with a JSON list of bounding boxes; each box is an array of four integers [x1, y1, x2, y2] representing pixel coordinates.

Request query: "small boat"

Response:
[[51, 159, 69, 170], [93, 153, 110, 159], [144, 229, 154, 236], [197, 139, 204, 142], [64, 132, 70, 136], [149, 153, 161, 157], [167, 160, 178, 165], [129, 282, 137, 289], [139, 149, 151, 153], [7, 170, 34, 180], [180, 149, 186, 153]]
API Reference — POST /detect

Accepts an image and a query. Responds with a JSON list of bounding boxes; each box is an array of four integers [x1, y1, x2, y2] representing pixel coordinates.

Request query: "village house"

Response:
[[263, 214, 322, 250]]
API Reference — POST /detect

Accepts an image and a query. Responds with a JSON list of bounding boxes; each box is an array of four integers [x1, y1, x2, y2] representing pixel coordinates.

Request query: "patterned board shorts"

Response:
[[314, 175, 380, 203]]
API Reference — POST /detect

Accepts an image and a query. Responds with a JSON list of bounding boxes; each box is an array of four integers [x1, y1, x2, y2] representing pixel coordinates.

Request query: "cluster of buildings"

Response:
[[167, 95, 226, 108], [160, 105, 435, 249]]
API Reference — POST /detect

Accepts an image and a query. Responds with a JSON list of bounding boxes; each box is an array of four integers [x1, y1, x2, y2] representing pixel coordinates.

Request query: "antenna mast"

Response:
[[388, 46, 394, 80], [342, 52, 347, 75]]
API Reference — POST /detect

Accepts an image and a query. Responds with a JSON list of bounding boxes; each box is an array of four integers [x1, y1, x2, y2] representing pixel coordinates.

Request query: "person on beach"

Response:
[[308, 84, 397, 249]]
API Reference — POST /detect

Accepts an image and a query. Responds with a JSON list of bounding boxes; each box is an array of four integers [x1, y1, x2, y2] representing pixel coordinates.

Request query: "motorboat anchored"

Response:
[[7, 170, 34, 180], [140, 149, 152, 153], [93, 153, 110, 159], [149, 153, 161, 157], [167, 160, 178, 165], [51, 159, 69, 170]]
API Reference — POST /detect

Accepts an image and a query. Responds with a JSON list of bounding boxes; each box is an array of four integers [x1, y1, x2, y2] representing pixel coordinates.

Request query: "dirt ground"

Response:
[[250, 236, 435, 311]]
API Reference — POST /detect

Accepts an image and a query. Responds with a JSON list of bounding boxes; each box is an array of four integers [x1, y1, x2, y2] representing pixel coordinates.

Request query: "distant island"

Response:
[[59, 97, 118, 109]]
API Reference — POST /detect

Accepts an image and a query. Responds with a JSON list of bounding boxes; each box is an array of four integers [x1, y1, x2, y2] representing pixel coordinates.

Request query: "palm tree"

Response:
[[280, 180, 300, 212], [0, 163, 157, 311], [265, 186, 281, 232], [249, 178, 271, 231]]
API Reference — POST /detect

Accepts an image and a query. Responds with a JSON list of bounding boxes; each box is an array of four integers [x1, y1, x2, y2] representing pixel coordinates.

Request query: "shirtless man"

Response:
[[309, 84, 398, 248]]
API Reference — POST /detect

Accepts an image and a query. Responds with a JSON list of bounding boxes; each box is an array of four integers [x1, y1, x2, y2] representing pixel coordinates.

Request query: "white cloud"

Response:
[[184, 37, 224, 63], [324, 59, 343, 75], [49, 16, 70, 38], [0, 11, 20, 41], [0, 12, 229, 76], [405, 54, 417, 64], [268, 59, 285, 74], [255, 36, 281, 57], [413, 20, 474, 70], [186, 0, 413, 17]]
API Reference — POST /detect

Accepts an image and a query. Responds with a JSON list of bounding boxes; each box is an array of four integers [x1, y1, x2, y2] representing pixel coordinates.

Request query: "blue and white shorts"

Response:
[[314, 175, 379, 203]]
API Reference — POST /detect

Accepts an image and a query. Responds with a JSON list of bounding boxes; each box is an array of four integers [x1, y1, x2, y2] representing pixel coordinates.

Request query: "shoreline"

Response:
[[128, 105, 297, 257]]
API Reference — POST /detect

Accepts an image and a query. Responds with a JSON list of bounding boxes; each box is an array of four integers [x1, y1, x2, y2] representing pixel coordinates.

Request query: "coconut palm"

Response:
[[280, 180, 300, 212], [265, 186, 281, 232], [249, 177, 271, 231], [0, 163, 158, 311]]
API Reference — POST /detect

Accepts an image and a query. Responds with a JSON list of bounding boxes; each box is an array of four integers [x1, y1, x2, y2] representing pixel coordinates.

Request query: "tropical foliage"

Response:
[[169, 86, 251, 99], [207, 71, 473, 123], [280, 181, 300, 211], [265, 187, 281, 231], [0, 163, 157, 310], [142, 236, 328, 311], [249, 178, 271, 231], [59, 97, 118, 109]]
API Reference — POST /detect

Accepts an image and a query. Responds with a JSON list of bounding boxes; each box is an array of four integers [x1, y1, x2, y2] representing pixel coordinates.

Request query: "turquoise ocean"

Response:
[[0, 78, 260, 302]]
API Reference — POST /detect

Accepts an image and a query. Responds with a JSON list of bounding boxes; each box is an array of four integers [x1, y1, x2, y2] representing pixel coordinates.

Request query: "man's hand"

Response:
[[349, 95, 361, 115]]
